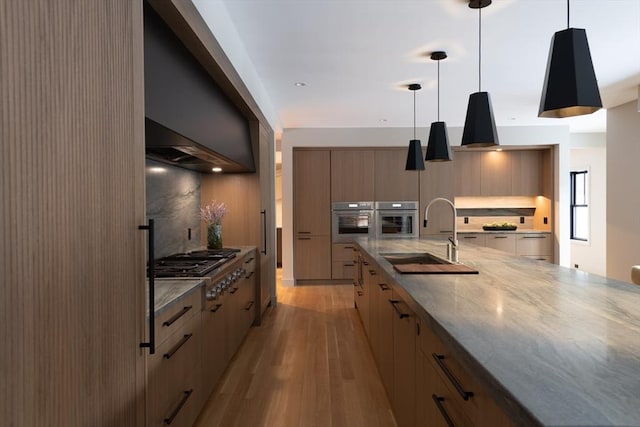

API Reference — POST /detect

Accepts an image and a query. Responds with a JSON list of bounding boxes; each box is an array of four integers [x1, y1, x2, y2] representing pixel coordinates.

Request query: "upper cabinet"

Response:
[[511, 150, 542, 196], [453, 150, 482, 196], [420, 160, 455, 236], [454, 149, 549, 197], [375, 149, 419, 201], [331, 150, 375, 202], [481, 151, 512, 196]]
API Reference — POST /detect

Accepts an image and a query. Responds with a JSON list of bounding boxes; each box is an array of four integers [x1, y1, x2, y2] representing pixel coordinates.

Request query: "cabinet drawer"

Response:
[[332, 243, 356, 262], [155, 289, 201, 347], [485, 234, 516, 254], [419, 322, 513, 427], [242, 250, 257, 274], [148, 313, 202, 427], [332, 260, 355, 279], [516, 233, 551, 256], [459, 233, 486, 246], [416, 351, 473, 427]]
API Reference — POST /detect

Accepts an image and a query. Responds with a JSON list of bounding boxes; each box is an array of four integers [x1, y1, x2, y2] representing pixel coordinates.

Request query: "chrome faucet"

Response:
[[424, 197, 458, 262]]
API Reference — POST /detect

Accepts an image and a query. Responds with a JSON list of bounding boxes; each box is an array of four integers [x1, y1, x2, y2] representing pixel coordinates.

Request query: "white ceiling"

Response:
[[212, 0, 640, 134]]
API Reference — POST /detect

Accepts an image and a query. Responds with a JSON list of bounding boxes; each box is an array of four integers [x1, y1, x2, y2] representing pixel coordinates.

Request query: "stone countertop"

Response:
[[354, 237, 640, 427]]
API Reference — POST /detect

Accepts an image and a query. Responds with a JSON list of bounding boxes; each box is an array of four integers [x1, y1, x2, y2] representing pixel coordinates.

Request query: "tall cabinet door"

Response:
[[293, 150, 331, 280], [259, 123, 276, 315], [331, 150, 375, 202], [1, 2, 146, 425]]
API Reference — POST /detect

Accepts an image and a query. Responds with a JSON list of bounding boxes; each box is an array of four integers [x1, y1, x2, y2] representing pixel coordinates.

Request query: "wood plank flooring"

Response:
[[195, 272, 397, 427]]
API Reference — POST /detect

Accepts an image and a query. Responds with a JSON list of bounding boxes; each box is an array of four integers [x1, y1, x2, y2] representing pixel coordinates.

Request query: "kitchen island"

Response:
[[355, 237, 640, 427]]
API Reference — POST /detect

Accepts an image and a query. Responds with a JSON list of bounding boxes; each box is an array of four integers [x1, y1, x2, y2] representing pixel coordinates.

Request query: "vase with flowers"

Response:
[[201, 200, 227, 250]]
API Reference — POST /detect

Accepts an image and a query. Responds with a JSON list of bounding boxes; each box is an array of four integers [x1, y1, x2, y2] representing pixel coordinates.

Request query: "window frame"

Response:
[[570, 169, 589, 242]]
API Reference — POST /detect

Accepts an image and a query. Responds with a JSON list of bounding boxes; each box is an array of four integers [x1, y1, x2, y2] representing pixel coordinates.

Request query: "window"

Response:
[[570, 170, 589, 241]]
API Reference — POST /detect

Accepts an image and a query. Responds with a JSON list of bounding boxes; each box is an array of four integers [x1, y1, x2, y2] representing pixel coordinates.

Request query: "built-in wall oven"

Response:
[[375, 201, 419, 238], [331, 202, 375, 242]]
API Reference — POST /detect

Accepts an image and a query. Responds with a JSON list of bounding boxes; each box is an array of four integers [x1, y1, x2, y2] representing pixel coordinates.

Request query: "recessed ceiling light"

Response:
[[212, 167, 223, 173], [379, 119, 387, 123], [294, 82, 306, 87]]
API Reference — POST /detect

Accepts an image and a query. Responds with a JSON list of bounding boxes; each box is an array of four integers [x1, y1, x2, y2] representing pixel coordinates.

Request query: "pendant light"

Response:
[[539, 0, 602, 118], [405, 83, 426, 171], [426, 51, 452, 162], [461, 0, 499, 147]]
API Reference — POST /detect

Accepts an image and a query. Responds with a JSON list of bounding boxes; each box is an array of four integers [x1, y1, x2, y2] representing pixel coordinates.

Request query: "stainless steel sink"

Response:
[[381, 252, 452, 266]]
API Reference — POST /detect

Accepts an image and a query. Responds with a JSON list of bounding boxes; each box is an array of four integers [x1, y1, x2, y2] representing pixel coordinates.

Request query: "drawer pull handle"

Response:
[[298, 237, 311, 240], [244, 257, 255, 264], [378, 283, 389, 291], [388, 299, 409, 319], [210, 303, 222, 313], [344, 246, 354, 249], [343, 263, 354, 267], [494, 236, 508, 239], [245, 271, 255, 279], [432, 353, 474, 401], [363, 261, 369, 266], [369, 269, 377, 275], [357, 291, 363, 296], [229, 287, 239, 294], [464, 236, 477, 239], [244, 301, 254, 311], [162, 306, 193, 327], [522, 236, 545, 239], [164, 389, 193, 425], [298, 231, 311, 234], [440, 230, 453, 233], [163, 334, 193, 360], [432, 395, 455, 427]]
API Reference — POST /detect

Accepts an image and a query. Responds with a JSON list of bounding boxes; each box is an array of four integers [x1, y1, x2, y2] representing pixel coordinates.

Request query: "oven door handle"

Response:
[[138, 219, 155, 355]]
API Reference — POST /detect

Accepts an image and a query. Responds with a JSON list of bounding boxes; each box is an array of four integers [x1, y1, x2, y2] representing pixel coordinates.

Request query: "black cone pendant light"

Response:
[[462, 0, 499, 147], [426, 51, 452, 162], [405, 84, 426, 171], [539, 0, 602, 118]]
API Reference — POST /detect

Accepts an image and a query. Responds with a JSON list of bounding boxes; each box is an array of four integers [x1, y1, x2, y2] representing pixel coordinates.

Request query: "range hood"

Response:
[[145, 118, 248, 173], [144, 2, 255, 174]]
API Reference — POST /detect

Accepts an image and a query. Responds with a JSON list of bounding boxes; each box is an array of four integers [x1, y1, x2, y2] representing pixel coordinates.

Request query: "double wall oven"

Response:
[[375, 201, 419, 238], [331, 202, 375, 242]]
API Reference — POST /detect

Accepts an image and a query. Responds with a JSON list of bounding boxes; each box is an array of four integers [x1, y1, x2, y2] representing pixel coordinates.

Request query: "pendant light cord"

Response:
[[567, 0, 570, 28], [437, 59, 440, 122], [478, 6, 482, 92], [413, 89, 416, 140]]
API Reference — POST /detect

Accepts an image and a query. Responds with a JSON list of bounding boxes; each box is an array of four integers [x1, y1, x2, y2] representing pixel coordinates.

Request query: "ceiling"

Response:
[[209, 0, 640, 134]]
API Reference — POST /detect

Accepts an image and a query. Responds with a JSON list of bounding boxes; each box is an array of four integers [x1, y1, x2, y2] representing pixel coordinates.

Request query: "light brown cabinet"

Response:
[[332, 243, 356, 279], [420, 160, 456, 237], [511, 150, 542, 196], [454, 150, 482, 196], [294, 150, 332, 280], [294, 235, 332, 280], [484, 234, 516, 253], [459, 233, 486, 247], [369, 271, 394, 399], [481, 151, 512, 196], [375, 149, 420, 201], [148, 304, 203, 427], [391, 291, 416, 427], [516, 234, 552, 258], [331, 150, 375, 202]]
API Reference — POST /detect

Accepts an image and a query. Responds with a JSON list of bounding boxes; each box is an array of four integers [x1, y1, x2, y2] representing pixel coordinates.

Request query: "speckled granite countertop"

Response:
[[355, 237, 640, 427], [151, 278, 205, 316]]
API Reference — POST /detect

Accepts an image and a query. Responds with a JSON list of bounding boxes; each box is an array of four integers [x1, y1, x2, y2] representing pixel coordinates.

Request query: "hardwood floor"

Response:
[[194, 271, 397, 427]]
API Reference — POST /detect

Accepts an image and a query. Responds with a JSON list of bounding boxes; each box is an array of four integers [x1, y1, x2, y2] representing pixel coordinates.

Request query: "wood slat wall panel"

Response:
[[1, 1, 145, 426]]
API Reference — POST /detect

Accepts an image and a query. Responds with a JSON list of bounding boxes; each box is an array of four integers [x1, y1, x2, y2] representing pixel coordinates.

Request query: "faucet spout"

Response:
[[424, 197, 458, 261]]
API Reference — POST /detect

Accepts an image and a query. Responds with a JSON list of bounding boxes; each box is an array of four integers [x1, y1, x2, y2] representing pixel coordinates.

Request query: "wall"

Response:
[[146, 159, 202, 258], [281, 126, 570, 285], [607, 100, 640, 282], [569, 141, 607, 277]]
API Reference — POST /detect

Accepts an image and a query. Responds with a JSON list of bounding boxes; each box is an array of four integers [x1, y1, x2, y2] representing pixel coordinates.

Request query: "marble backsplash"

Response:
[[146, 159, 202, 259]]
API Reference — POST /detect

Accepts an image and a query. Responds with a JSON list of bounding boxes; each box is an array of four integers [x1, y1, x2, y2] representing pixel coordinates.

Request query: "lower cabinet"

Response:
[[459, 232, 553, 262], [294, 234, 331, 280], [391, 292, 416, 427], [148, 309, 203, 427], [332, 242, 356, 279], [354, 250, 514, 427], [484, 234, 516, 253]]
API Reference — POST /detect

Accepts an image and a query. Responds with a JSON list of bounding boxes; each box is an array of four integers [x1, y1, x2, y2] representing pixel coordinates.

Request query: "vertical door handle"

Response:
[[260, 210, 267, 255], [139, 219, 155, 354]]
